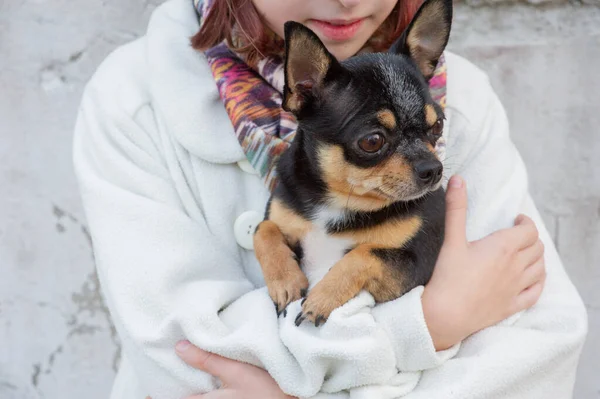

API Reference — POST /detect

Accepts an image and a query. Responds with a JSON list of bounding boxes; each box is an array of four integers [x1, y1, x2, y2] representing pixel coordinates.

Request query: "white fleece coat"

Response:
[[72, 0, 588, 398]]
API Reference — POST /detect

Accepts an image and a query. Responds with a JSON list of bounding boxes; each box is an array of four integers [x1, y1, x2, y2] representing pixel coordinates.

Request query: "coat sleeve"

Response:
[[73, 77, 314, 399], [394, 69, 588, 398]]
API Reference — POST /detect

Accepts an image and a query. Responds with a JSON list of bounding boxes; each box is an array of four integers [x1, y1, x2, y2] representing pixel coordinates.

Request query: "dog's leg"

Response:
[[254, 220, 309, 316], [296, 244, 410, 326]]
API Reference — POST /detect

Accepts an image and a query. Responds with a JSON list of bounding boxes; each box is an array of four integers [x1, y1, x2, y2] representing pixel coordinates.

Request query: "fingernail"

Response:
[[176, 340, 191, 352], [449, 175, 463, 188]]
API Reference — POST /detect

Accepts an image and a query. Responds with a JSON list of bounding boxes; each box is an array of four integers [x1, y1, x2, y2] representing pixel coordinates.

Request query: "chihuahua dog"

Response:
[[254, 0, 452, 327]]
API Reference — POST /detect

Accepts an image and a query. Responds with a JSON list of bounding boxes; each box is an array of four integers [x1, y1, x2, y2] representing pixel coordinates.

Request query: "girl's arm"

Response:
[[399, 69, 587, 398]]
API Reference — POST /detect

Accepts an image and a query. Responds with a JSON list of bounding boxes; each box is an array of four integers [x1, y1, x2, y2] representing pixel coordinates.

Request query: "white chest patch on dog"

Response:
[[301, 207, 354, 289]]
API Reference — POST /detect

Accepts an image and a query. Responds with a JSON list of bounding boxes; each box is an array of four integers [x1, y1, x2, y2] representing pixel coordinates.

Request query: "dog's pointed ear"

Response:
[[389, 0, 452, 80], [283, 21, 340, 114]]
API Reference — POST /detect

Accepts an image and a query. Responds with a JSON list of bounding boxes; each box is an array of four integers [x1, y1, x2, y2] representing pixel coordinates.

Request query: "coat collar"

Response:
[[145, 0, 245, 164]]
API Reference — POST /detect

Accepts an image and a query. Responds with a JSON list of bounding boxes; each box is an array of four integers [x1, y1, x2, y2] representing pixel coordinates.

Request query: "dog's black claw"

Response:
[[295, 313, 306, 326], [274, 301, 280, 315], [315, 315, 325, 327], [277, 306, 287, 318], [301, 297, 307, 306], [300, 289, 308, 298]]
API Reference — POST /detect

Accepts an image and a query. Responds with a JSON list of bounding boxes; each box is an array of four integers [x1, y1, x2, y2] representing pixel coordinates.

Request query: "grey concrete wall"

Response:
[[1, 1, 598, 398]]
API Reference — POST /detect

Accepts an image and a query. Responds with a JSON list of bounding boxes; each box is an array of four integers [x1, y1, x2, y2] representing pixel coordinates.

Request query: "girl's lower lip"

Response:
[[310, 19, 364, 42]]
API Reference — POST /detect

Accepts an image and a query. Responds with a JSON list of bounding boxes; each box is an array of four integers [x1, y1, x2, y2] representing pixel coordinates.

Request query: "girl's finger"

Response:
[[443, 175, 468, 246], [176, 341, 245, 384], [515, 239, 544, 270], [185, 390, 233, 399], [515, 274, 546, 311], [519, 257, 546, 291], [508, 215, 539, 250]]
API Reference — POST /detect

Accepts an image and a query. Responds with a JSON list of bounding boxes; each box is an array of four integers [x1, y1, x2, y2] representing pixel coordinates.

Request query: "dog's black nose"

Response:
[[415, 160, 443, 185]]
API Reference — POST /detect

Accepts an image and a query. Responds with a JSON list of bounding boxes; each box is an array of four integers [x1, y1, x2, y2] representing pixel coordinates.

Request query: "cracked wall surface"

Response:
[[1, 1, 598, 398]]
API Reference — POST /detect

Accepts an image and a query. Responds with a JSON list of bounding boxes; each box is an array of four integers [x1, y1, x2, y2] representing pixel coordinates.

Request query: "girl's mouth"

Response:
[[309, 18, 365, 42]]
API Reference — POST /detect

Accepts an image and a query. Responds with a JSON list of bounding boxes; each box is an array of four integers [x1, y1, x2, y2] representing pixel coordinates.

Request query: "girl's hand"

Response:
[[422, 175, 546, 351], [171, 340, 296, 399]]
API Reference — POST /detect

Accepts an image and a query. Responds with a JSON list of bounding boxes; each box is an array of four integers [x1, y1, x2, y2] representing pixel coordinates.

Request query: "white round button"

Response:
[[237, 159, 258, 175], [234, 211, 263, 250]]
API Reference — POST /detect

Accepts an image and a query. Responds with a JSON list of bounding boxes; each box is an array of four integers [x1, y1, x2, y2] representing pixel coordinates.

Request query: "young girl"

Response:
[[72, 0, 587, 398]]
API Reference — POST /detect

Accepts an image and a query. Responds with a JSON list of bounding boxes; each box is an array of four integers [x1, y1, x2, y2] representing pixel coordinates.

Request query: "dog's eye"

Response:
[[358, 133, 385, 153], [431, 119, 444, 136]]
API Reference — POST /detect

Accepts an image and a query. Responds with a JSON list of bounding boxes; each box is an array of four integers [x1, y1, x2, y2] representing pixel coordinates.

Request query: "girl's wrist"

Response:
[[421, 285, 467, 351]]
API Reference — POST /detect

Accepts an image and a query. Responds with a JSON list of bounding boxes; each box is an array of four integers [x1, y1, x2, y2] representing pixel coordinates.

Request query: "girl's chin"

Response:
[[325, 41, 370, 61]]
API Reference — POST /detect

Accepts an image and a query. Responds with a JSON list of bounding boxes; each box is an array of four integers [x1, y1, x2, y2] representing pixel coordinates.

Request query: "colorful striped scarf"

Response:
[[194, 0, 447, 192]]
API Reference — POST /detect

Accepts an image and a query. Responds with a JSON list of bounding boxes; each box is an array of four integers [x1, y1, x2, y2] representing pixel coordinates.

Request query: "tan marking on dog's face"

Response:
[[254, 220, 309, 313], [425, 104, 437, 126], [332, 215, 422, 248], [318, 145, 418, 211], [425, 141, 436, 154], [268, 199, 312, 244], [377, 109, 397, 130]]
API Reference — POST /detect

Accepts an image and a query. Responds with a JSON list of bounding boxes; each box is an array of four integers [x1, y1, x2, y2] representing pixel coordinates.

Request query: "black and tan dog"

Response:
[[254, 0, 452, 327]]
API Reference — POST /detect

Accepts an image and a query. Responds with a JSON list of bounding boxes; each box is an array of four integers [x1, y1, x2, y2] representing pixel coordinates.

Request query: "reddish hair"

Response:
[[191, 0, 424, 67]]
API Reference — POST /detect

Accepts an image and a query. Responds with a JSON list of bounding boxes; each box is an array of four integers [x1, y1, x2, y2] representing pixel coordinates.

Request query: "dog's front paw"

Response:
[[295, 282, 342, 327], [266, 258, 309, 317]]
